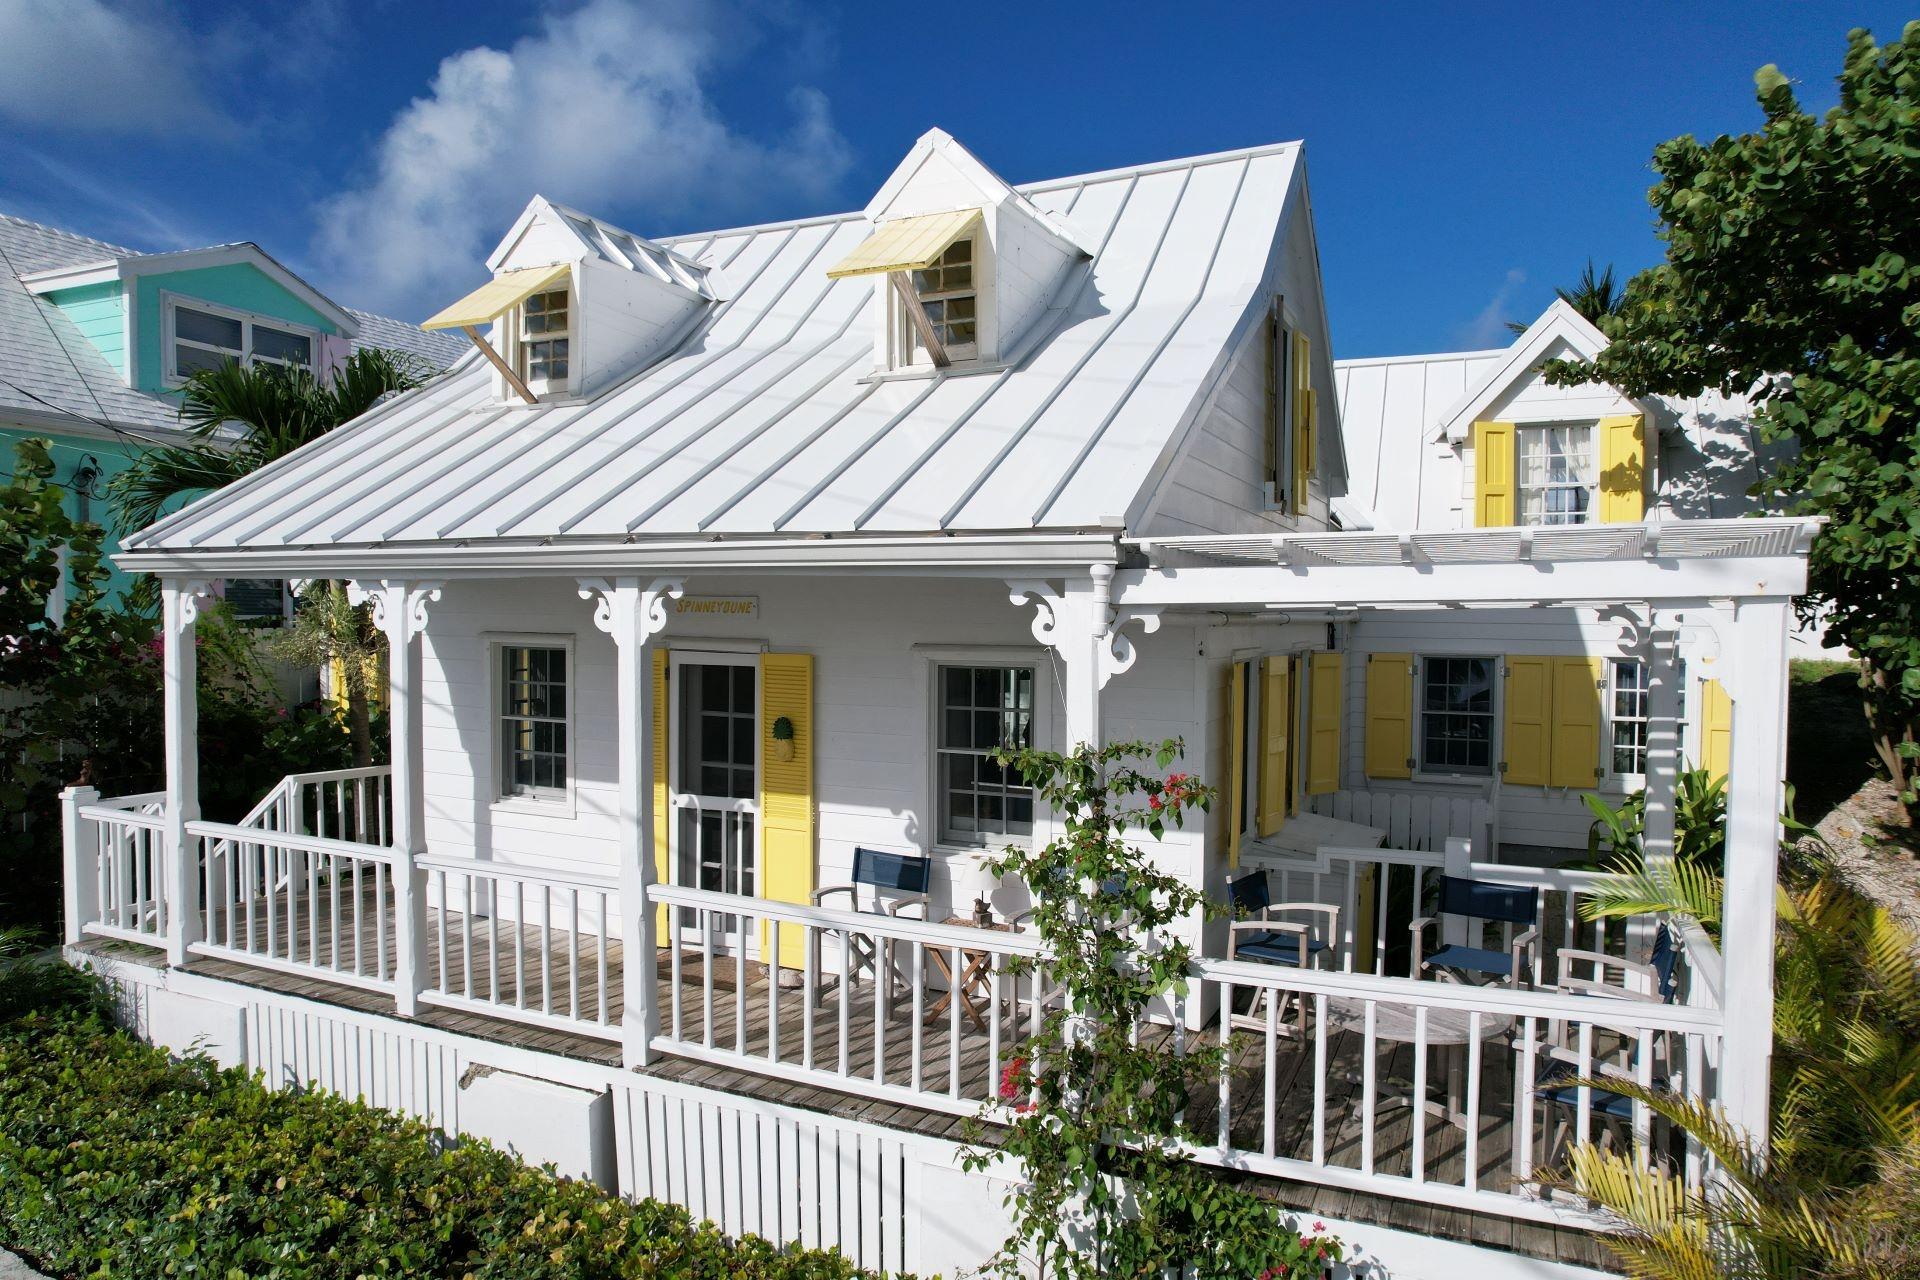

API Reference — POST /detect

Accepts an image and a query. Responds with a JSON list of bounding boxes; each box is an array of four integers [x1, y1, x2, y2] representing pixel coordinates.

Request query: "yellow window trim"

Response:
[[825, 208, 984, 279], [421, 263, 572, 332]]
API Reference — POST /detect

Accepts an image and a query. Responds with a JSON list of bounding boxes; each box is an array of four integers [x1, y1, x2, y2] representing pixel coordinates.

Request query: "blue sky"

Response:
[[0, 1, 1907, 356]]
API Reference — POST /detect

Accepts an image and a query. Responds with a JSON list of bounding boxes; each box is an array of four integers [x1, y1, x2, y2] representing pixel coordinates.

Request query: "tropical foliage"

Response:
[[0, 960, 888, 1279], [1508, 258, 1623, 333], [109, 350, 430, 763], [1563, 876, 1920, 1278], [961, 741, 1341, 1280], [1543, 23, 1920, 820]]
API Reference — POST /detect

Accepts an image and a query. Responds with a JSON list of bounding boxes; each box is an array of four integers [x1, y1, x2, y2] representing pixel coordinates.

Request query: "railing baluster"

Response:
[[767, 914, 782, 1064], [700, 907, 714, 1049], [948, 944, 963, 1099], [669, 903, 684, 1036], [569, 885, 581, 1022], [734, 901, 747, 1057], [1465, 1011, 1483, 1191], [596, 890, 609, 1027], [872, 926, 888, 1087], [801, 922, 816, 1072], [1217, 976, 1233, 1150], [1374, 863, 1390, 976], [837, 928, 850, 1076], [1575, 1020, 1594, 1153], [987, 953, 1002, 1105], [1360, 999, 1377, 1175], [909, 941, 925, 1093], [515, 880, 527, 1010], [1517, 1014, 1538, 1180], [374, 860, 388, 982], [1311, 992, 1328, 1166], [1411, 1005, 1428, 1183], [1262, 986, 1278, 1158]]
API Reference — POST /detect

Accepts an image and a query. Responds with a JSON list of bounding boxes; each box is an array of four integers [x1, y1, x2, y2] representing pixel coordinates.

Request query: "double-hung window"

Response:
[[1420, 655, 1495, 775], [499, 643, 569, 800], [1609, 658, 1688, 779], [168, 301, 314, 382], [936, 664, 1034, 843], [516, 289, 571, 389], [1516, 423, 1597, 525], [904, 239, 977, 363]]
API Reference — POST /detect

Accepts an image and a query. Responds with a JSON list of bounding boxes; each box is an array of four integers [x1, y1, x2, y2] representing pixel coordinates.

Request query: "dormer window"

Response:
[[517, 288, 571, 388], [904, 238, 977, 363]]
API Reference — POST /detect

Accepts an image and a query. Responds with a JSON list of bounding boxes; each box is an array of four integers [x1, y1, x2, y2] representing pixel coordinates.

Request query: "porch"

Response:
[[76, 517, 1816, 1270], [68, 764, 1722, 1260]]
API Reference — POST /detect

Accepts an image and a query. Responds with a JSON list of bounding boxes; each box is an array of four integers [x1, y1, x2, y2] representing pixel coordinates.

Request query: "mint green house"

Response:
[[1, 213, 463, 603]]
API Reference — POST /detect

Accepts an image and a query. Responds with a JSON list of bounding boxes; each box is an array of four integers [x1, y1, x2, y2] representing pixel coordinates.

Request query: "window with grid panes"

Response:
[[1609, 658, 1688, 777], [500, 645, 568, 798], [937, 665, 1035, 843], [169, 303, 312, 380], [1420, 656, 1495, 774], [517, 289, 570, 385], [1517, 423, 1597, 525], [906, 239, 977, 361]]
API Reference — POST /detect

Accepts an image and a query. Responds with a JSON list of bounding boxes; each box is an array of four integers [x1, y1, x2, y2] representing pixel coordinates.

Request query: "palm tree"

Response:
[[110, 349, 432, 763], [1507, 259, 1624, 335], [111, 348, 428, 529]]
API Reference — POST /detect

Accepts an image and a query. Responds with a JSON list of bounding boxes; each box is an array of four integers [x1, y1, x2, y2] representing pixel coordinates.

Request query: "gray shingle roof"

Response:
[[345, 308, 468, 370], [0, 212, 464, 440], [0, 214, 178, 436]]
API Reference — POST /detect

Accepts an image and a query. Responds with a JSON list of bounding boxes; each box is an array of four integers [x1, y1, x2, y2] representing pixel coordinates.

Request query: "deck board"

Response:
[[77, 887, 1626, 1273]]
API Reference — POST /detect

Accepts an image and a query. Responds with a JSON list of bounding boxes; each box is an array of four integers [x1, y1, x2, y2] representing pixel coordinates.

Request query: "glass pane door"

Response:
[[670, 658, 757, 945]]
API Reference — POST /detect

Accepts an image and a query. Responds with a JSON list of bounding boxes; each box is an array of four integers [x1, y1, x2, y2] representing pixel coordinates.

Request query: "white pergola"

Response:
[[1103, 516, 1818, 1145]]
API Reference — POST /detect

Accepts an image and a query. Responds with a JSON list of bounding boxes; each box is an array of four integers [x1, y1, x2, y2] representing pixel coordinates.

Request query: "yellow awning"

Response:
[[825, 208, 983, 279], [421, 263, 571, 331]]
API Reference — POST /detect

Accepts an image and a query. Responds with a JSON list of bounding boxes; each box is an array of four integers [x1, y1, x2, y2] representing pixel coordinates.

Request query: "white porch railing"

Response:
[[64, 775, 1730, 1227], [70, 793, 169, 946], [417, 854, 619, 1040], [190, 819, 400, 993]]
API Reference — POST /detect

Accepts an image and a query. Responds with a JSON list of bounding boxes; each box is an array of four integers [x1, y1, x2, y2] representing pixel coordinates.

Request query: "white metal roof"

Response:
[[127, 141, 1304, 556], [1332, 345, 1504, 527]]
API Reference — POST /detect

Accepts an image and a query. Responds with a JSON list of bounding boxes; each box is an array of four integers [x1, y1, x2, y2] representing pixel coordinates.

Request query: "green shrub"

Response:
[[0, 965, 899, 1279]]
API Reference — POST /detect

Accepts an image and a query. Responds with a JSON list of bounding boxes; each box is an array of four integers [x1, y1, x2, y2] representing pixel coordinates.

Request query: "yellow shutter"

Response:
[[1306, 651, 1343, 795], [1597, 413, 1646, 523], [1227, 662, 1245, 868], [1257, 656, 1291, 837], [1473, 420, 1516, 527], [1700, 678, 1733, 782], [1503, 656, 1552, 787], [1363, 653, 1413, 780], [759, 652, 814, 969], [1549, 656, 1604, 789], [1292, 331, 1313, 513], [652, 648, 670, 936]]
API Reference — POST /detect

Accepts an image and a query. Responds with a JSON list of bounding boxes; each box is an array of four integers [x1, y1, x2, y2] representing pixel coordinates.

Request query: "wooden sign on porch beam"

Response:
[[888, 271, 949, 368], [462, 324, 539, 404]]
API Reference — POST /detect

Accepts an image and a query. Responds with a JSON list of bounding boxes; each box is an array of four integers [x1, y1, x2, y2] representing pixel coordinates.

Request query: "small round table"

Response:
[[1325, 997, 1513, 1128]]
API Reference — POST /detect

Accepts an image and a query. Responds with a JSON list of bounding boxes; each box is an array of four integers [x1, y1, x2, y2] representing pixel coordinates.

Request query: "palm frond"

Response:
[[106, 442, 251, 532], [1579, 855, 1724, 931]]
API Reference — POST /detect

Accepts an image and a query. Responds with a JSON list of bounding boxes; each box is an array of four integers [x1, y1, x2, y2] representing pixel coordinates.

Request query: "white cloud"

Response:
[[1452, 267, 1528, 349], [315, 0, 853, 318], [0, 0, 224, 136]]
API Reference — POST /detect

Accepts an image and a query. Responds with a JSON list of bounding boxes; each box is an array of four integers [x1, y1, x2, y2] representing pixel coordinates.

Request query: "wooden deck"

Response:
[[81, 887, 1624, 1273]]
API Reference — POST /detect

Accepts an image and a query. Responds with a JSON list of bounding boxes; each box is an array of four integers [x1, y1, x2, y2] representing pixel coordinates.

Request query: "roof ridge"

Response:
[[654, 139, 1304, 249]]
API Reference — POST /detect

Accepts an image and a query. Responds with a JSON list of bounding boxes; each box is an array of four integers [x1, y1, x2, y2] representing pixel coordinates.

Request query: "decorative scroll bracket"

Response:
[[1099, 608, 1163, 689], [170, 579, 220, 632], [1006, 579, 1065, 648], [578, 576, 685, 646], [347, 579, 443, 645]]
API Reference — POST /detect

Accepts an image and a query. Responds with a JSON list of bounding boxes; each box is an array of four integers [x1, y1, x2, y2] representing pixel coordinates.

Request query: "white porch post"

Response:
[[161, 581, 211, 967], [61, 784, 101, 947], [354, 579, 440, 1017], [582, 576, 683, 1070], [1639, 624, 1684, 868], [1717, 598, 1791, 1147]]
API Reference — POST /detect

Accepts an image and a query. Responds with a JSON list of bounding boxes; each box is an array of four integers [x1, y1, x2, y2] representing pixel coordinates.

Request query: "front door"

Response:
[[669, 654, 758, 946]]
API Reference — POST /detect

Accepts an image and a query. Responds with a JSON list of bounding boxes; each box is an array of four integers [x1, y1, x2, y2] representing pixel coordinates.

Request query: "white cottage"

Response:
[[66, 131, 1813, 1280]]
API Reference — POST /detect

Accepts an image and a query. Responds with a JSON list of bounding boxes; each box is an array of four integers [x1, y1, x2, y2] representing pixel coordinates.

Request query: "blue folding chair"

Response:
[[812, 847, 931, 1007], [1225, 870, 1339, 1034], [1409, 875, 1539, 987], [1529, 924, 1681, 1169]]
